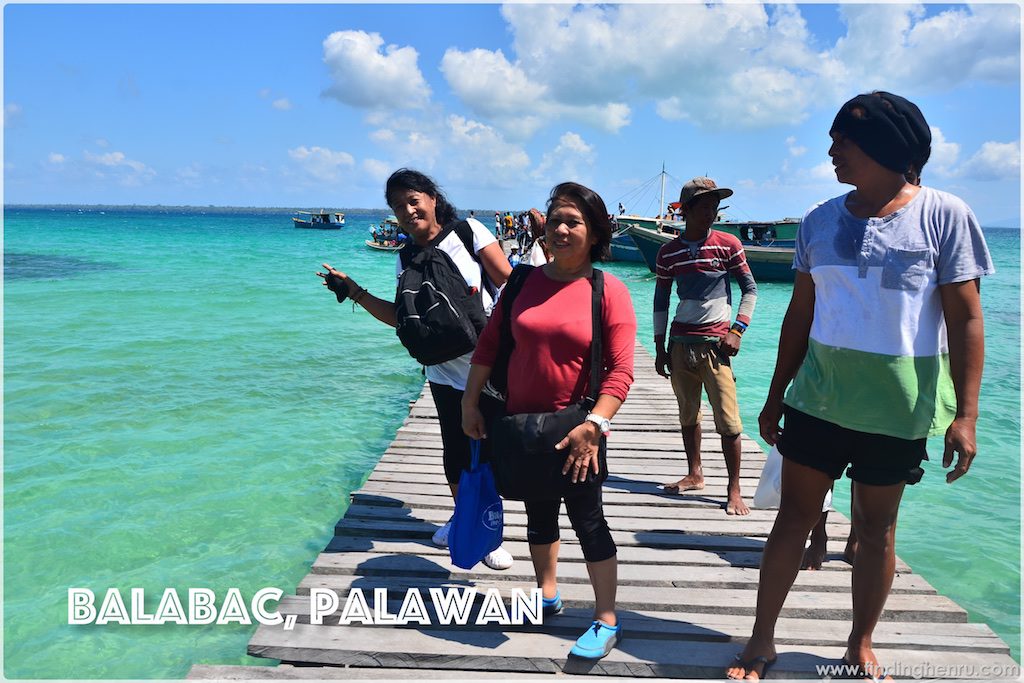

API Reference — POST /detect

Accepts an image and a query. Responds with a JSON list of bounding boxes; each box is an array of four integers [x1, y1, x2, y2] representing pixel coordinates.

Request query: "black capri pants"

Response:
[[429, 382, 503, 485], [525, 486, 616, 563]]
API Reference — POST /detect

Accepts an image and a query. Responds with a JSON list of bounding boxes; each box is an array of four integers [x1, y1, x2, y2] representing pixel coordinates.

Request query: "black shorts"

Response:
[[429, 382, 503, 485], [779, 406, 927, 486], [525, 486, 616, 563]]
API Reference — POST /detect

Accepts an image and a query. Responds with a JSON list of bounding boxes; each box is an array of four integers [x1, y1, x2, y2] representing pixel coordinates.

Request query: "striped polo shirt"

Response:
[[785, 187, 994, 439], [653, 230, 757, 341]]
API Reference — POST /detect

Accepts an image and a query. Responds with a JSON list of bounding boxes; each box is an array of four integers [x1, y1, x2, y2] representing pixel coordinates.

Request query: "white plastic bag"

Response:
[[753, 445, 832, 511]]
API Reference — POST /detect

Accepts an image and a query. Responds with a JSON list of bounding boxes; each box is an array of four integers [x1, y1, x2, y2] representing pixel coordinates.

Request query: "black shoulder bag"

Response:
[[489, 269, 608, 501]]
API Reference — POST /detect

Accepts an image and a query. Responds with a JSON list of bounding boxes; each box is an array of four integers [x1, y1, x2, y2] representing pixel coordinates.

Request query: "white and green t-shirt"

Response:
[[785, 187, 994, 439]]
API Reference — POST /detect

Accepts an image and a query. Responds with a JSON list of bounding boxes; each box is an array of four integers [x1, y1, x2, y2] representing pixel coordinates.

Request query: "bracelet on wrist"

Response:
[[728, 327, 744, 337], [352, 287, 369, 304]]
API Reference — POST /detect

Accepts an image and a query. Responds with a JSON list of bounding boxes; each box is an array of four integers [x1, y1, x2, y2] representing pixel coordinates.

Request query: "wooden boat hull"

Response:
[[293, 218, 341, 230], [365, 240, 403, 252], [610, 229, 644, 263]]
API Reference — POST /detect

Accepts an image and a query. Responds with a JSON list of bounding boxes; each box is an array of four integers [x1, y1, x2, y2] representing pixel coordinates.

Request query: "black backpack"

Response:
[[395, 220, 489, 366]]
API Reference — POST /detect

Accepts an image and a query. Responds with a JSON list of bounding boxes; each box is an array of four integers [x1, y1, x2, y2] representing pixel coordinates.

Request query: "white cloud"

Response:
[[786, 136, 807, 157], [48, 153, 66, 164], [533, 132, 596, 183], [927, 126, 960, 177], [258, 88, 271, 99], [360, 108, 535, 192], [81, 150, 157, 186], [959, 140, 1021, 181], [495, 3, 818, 130], [174, 163, 205, 188], [288, 145, 356, 183], [362, 158, 392, 182], [322, 30, 430, 109], [5, 103, 22, 128], [369, 129, 395, 143], [272, 98, 292, 111], [441, 46, 630, 137], [445, 115, 530, 177], [432, 3, 1020, 135], [809, 161, 837, 182], [833, 4, 1020, 93], [95, 138, 109, 148]]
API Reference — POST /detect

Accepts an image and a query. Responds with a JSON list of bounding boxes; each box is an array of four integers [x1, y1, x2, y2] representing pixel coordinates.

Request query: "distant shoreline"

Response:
[[5, 204, 1020, 230], [2, 204, 515, 218]]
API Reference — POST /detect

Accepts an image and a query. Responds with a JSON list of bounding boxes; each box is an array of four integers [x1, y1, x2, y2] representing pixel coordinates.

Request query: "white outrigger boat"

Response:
[[293, 210, 345, 229]]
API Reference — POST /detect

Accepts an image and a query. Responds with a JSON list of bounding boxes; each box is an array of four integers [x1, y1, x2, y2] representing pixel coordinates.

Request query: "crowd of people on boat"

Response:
[[316, 91, 992, 677], [368, 221, 406, 247]]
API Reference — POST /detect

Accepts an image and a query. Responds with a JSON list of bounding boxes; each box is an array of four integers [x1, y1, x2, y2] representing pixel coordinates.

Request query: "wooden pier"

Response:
[[189, 346, 1017, 680]]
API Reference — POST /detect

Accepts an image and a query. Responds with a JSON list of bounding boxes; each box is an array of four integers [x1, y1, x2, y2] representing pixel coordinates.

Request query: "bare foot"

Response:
[[726, 490, 750, 516], [725, 640, 777, 681], [802, 515, 829, 569], [843, 531, 858, 565], [842, 646, 892, 681], [801, 539, 827, 570], [662, 474, 705, 492]]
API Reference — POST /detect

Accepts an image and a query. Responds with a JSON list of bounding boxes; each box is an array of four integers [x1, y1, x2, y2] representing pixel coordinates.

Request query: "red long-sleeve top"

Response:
[[472, 268, 637, 414]]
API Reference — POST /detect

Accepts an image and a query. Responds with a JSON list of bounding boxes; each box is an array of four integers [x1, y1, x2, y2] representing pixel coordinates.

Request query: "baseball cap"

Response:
[[679, 177, 733, 207]]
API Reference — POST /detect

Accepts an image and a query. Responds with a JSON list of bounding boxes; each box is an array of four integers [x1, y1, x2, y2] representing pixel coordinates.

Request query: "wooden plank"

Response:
[[334, 516, 843, 545], [351, 480, 789, 513], [187, 663, 648, 680], [248, 623, 1020, 678], [295, 574, 967, 622], [266, 596, 1008, 654], [373, 456, 770, 478], [239, 343, 1014, 680], [363, 470, 770, 491], [307, 551, 934, 594], [341, 501, 852, 532], [322, 536, 869, 572]]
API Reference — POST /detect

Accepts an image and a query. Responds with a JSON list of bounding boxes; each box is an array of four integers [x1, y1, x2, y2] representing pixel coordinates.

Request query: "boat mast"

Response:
[[658, 162, 666, 226]]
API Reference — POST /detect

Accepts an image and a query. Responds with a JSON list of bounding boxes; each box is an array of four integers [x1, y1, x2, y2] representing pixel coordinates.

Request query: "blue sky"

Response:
[[3, 3, 1021, 225]]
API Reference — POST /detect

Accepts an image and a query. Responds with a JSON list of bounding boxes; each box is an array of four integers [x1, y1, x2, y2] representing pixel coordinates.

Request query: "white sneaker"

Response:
[[432, 519, 452, 547], [483, 546, 514, 570]]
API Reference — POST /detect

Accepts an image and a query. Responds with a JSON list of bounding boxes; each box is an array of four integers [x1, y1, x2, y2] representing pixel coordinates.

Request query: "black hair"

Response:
[[385, 168, 458, 226], [546, 182, 612, 262]]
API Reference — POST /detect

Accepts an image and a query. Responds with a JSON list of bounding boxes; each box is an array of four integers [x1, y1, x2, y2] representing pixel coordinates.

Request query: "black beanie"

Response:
[[830, 92, 932, 174]]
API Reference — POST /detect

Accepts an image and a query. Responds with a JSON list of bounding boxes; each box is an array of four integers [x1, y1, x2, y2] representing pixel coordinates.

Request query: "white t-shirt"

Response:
[[395, 217, 497, 390]]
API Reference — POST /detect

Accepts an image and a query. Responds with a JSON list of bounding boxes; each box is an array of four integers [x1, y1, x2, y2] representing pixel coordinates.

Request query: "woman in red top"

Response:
[[462, 182, 637, 660]]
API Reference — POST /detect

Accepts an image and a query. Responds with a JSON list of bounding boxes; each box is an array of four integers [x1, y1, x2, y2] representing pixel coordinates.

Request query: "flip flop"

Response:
[[728, 653, 777, 680], [659, 481, 705, 493]]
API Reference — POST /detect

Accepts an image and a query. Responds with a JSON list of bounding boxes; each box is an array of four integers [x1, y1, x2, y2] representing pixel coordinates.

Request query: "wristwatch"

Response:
[[585, 413, 612, 436]]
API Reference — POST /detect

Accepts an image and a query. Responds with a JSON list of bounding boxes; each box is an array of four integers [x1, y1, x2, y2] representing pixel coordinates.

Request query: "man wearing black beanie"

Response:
[[727, 92, 994, 681], [830, 91, 932, 176]]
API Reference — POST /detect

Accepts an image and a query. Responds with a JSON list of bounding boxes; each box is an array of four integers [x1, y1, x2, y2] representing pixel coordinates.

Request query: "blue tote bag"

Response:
[[449, 440, 503, 569]]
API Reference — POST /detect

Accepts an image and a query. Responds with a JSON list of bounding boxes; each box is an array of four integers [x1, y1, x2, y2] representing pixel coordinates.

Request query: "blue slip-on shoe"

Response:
[[569, 619, 621, 659], [542, 591, 563, 617]]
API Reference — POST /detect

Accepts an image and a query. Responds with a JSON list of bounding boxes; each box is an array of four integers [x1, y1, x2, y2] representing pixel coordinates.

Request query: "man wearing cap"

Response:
[[726, 91, 993, 681], [653, 177, 757, 516]]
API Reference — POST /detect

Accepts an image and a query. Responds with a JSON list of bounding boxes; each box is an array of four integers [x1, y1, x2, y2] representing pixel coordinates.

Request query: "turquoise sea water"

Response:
[[3, 207, 1020, 677]]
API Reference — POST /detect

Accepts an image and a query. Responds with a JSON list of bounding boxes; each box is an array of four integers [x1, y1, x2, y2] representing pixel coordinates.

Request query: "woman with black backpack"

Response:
[[318, 168, 513, 570]]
